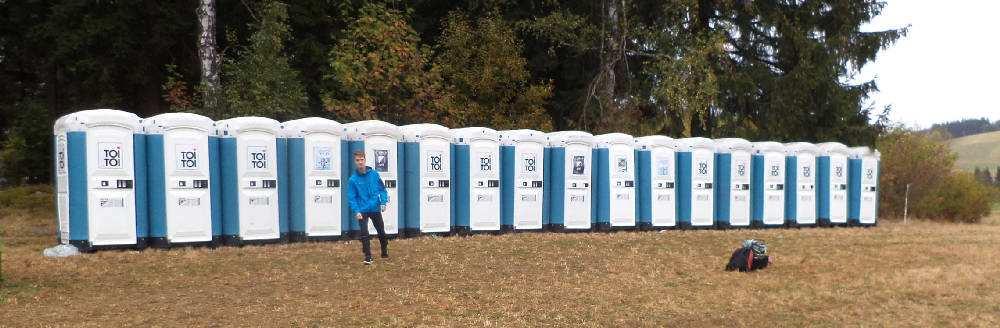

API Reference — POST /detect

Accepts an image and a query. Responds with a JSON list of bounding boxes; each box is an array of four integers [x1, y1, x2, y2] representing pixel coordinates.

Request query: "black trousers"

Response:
[[358, 211, 388, 258]]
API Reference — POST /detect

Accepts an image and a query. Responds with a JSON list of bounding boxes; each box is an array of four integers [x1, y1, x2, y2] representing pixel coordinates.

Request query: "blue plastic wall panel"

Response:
[[785, 156, 798, 225], [403, 142, 420, 233], [848, 158, 862, 223], [396, 141, 405, 231], [67, 131, 89, 242], [676, 151, 692, 226], [146, 134, 167, 239], [339, 140, 351, 235], [588, 150, 596, 226], [346, 140, 364, 233], [595, 148, 610, 225], [751, 155, 765, 225], [817, 156, 831, 220], [637, 150, 652, 225], [276, 138, 289, 237], [548, 147, 566, 225], [542, 147, 553, 226], [714, 153, 732, 226], [133, 133, 148, 242], [287, 137, 306, 234], [500, 145, 515, 229], [634, 149, 642, 227], [209, 136, 222, 237], [453, 144, 471, 229], [220, 137, 240, 237], [52, 136, 60, 241]]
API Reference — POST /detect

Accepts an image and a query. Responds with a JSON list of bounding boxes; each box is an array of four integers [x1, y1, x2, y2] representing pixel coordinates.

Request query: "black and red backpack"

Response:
[[725, 239, 770, 272]]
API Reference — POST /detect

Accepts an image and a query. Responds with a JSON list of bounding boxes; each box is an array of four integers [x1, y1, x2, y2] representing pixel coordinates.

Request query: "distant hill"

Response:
[[929, 117, 1000, 139], [948, 131, 1000, 172]]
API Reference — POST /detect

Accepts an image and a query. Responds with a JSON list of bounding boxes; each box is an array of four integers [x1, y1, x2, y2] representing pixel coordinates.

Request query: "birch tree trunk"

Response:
[[197, 0, 220, 111]]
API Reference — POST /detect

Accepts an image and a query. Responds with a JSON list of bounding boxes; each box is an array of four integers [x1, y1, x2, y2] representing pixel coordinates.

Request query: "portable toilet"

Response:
[[52, 109, 147, 251], [751, 141, 786, 228], [677, 137, 715, 228], [144, 113, 220, 248], [785, 142, 819, 227], [816, 142, 850, 226], [499, 129, 547, 232], [401, 123, 453, 236], [713, 138, 752, 229], [343, 120, 404, 237], [635, 136, 678, 229], [452, 127, 502, 234], [593, 133, 637, 231], [545, 131, 594, 231], [282, 117, 347, 242], [217, 117, 286, 245], [848, 146, 880, 226]]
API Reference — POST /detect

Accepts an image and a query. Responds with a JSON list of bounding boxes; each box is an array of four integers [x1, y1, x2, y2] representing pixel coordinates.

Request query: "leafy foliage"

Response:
[[878, 129, 993, 222]]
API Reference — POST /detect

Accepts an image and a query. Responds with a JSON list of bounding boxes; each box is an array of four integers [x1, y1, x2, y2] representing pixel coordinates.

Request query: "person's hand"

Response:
[[380, 204, 387, 212], [356, 212, 363, 221]]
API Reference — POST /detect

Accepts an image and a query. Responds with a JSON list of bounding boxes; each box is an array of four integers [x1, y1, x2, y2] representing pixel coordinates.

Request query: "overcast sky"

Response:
[[857, 0, 1000, 128]]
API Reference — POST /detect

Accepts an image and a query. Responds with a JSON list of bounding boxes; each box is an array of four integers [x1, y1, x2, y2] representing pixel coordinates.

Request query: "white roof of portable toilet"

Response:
[[281, 117, 342, 138], [594, 133, 635, 148], [343, 120, 402, 140], [547, 131, 594, 147], [54, 109, 142, 133], [400, 123, 452, 142], [784, 142, 819, 156], [635, 135, 678, 150], [816, 142, 850, 156], [499, 129, 546, 146], [452, 127, 499, 145], [216, 116, 281, 136], [142, 113, 215, 134], [752, 141, 787, 155], [678, 137, 715, 151], [849, 146, 881, 159], [713, 138, 752, 153]]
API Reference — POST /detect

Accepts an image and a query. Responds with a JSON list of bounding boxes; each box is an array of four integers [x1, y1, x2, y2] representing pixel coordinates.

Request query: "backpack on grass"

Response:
[[725, 239, 770, 272]]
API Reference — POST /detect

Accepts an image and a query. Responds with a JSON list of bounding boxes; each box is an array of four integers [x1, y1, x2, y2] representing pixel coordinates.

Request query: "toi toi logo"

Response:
[[99, 142, 123, 168], [179, 150, 197, 168], [248, 146, 267, 169]]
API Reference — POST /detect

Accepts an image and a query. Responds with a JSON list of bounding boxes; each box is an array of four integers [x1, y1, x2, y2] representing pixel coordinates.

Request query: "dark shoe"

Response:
[[363, 257, 373, 265], [380, 253, 389, 259]]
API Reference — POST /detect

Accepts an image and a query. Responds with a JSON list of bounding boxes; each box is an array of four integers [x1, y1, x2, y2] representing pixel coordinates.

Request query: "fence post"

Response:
[[903, 183, 910, 224]]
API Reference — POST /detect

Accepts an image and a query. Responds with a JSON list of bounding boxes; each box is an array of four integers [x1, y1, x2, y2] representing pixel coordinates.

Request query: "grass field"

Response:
[[2, 187, 1000, 326], [948, 130, 1000, 172]]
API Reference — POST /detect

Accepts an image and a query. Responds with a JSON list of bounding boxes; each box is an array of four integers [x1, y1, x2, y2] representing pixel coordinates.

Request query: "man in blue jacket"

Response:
[[347, 150, 390, 265]]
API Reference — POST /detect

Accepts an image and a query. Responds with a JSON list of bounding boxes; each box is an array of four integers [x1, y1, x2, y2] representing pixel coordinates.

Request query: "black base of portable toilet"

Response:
[[70, 238, 148, 253], [288, 232, 345, 242], [817, 218, 849, 227], [148, 237, 219, 249]]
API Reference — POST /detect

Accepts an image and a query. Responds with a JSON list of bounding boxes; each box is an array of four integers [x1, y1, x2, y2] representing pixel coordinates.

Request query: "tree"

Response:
[[197, 0, 221, 111], [323, 3, 447, 125], [432, 12, 553, 131], [220, 0, 307, 120]]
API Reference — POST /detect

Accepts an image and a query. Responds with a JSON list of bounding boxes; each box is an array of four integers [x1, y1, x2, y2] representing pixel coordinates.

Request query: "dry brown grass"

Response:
[[3, 198, 1000, 326]]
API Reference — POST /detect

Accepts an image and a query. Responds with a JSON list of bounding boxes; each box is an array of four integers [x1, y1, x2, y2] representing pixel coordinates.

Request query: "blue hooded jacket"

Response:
[[347, 166, 389, 213]]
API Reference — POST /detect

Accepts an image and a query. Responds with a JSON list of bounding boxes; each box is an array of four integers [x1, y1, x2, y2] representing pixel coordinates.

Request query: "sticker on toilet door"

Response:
[[313, 146, 332, 171], [374, 149, 389, 172], [175, 144, 199, 170], [98, 142, 124, 169]]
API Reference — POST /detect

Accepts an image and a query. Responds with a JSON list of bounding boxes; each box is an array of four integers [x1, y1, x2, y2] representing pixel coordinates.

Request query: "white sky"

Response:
[[857, 0, 1000, 129]]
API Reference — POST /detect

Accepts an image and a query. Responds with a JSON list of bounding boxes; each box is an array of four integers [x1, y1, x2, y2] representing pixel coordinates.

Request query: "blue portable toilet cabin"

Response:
[[784, 142, 819, 227], [593, 133, 638, 231], [848, 146, 880, 226], [452, 127, 502, 234], [713, 138, 752, 229], [545, 131, 595, 232], [52, 109, 147, 251], [343, 120, 404, 237], [677, 137, 716, 229], [282, 117, 347, 242], [751, 141, 787, 228], [401, 123, 453, 236], [816, 142, 850, 226], [499, 129, 547, 232], [635, 136, 679, 229], [144, 113, 220, 248], [217, 117, 287, 245]]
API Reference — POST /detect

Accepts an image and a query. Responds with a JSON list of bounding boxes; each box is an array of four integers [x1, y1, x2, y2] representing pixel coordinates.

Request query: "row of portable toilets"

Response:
[[52, 109, 880, 251]]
